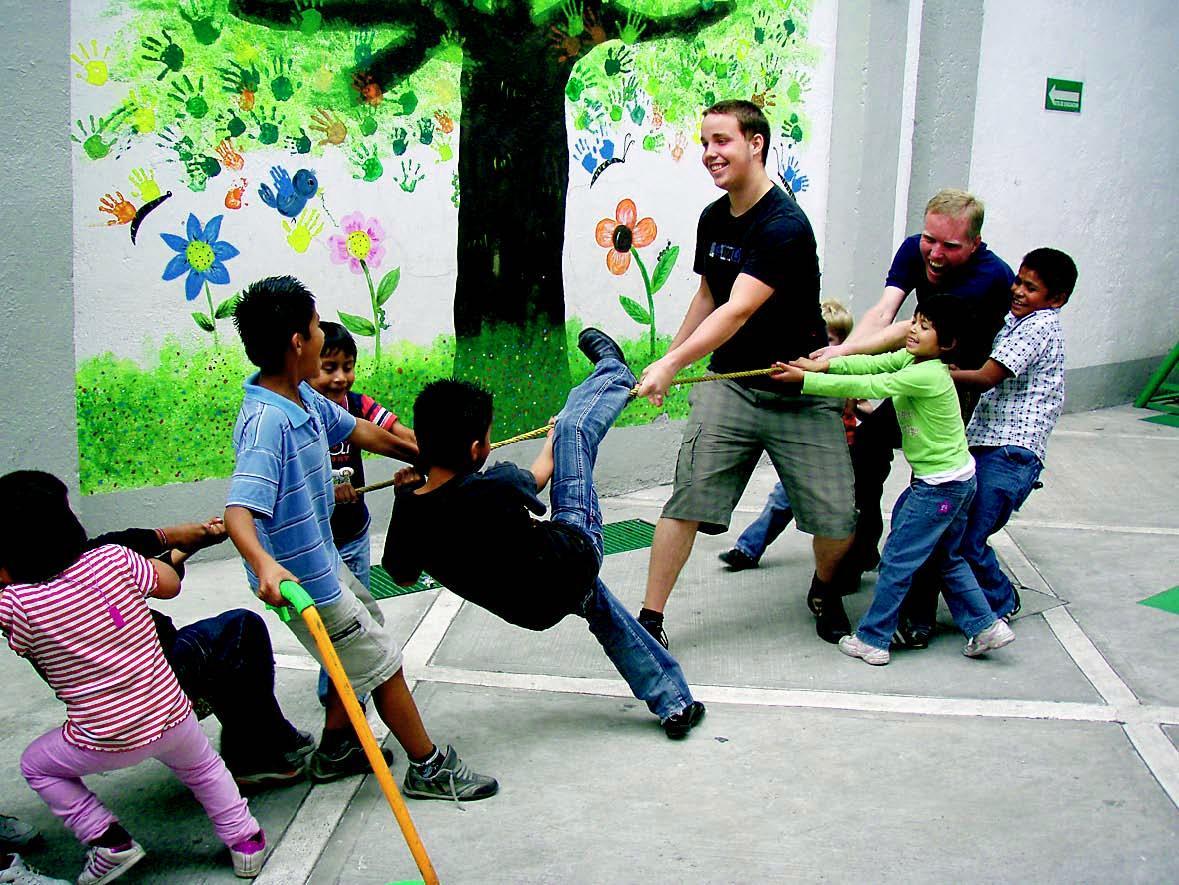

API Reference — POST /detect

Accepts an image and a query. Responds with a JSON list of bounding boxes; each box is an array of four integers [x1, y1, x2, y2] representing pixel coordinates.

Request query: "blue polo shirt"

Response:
[[227, 374, 357, 605]]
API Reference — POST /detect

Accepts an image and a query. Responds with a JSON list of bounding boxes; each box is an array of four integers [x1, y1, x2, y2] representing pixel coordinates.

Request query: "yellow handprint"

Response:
[[71, 40, 110, 86], [282, 207, 324, 254], [128, 167, 162, 202], [309, 107, 346, 146]]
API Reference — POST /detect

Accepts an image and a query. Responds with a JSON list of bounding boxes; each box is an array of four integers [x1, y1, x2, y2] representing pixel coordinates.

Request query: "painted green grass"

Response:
[[76, 323, 703, 495]]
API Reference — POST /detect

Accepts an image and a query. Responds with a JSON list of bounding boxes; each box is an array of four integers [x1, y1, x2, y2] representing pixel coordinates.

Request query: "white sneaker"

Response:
[[0, 855, 70, 885], [76, 841, 145, 885], [0, 816, 39, 850], [964, 619, 1015, 657], [838, 634, 890, 665]]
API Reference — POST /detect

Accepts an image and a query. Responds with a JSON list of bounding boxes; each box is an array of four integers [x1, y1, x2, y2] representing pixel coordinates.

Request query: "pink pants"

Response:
[[20, 712, 258, 847]]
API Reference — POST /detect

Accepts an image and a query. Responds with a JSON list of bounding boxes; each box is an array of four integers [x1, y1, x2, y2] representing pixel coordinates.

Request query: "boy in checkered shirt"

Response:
[[911, 247, 1077, 628]]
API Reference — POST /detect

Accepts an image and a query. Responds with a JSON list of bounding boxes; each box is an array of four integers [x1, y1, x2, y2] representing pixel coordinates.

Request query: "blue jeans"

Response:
[[734, 482, 794, 560], [163, 610, 301, 771], [551, 358, 695, 720], [856, 477, 997, 650], [961, 446, 1043, 618]]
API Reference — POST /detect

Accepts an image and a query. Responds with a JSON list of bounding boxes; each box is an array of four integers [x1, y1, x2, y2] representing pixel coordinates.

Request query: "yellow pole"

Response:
[[278, 581, 439, 885]]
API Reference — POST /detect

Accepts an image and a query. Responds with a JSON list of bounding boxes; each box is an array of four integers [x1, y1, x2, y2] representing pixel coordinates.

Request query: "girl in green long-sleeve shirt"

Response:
[[771, 295, 1014, 665]]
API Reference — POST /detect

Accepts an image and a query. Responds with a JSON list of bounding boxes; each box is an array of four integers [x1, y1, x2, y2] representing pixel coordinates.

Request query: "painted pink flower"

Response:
[[328, 211, 386, 273]]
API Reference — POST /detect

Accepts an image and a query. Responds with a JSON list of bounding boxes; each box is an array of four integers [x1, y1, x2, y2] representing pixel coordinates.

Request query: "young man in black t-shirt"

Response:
[[634, 100, 859, 647], [382, 328, 705, 739]]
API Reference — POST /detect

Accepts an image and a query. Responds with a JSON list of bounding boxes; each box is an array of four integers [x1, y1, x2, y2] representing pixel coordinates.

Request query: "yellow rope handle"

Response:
[[355, 366, 779, 494]]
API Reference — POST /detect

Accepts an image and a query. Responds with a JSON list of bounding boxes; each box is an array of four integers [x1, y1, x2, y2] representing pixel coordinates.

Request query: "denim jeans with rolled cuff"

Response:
[[855, 477, 997, 651], [550, 358, 695, 720]]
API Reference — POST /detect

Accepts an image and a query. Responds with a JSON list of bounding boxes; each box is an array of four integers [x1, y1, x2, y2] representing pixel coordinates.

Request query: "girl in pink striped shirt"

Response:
[[0, 472, 268, 883]]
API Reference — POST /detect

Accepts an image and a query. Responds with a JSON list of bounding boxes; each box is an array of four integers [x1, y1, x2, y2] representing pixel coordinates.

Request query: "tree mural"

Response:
[[74, 0, 821, 489]]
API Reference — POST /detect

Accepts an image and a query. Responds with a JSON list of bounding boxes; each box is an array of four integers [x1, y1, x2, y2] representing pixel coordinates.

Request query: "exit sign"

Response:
[[1045, 77, 1082, 113]]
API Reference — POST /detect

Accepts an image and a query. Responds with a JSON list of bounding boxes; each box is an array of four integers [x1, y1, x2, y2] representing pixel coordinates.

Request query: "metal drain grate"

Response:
[[369, 518, 656, 600]]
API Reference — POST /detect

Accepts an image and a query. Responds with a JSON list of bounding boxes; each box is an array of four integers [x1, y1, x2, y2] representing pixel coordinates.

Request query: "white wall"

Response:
[[969, 0, 1179, 370]]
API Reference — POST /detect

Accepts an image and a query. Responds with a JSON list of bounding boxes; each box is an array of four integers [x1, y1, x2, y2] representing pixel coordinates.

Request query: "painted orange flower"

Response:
[[595, 198, 657, 275]]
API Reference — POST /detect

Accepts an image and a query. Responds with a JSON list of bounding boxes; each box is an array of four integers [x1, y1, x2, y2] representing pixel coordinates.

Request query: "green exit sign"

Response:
[[1045, 77, 1082, 113]]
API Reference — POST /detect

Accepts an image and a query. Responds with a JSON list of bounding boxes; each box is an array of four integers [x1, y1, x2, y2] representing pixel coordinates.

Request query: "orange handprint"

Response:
[[98, 192, 137, 226], [433, 110, 454, 134], [215, 137, 245, 170], [224, 178, 247, 209]]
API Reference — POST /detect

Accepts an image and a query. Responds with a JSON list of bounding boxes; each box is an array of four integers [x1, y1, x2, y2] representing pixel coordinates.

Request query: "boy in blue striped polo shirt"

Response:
[[225, 276, 497, 801]]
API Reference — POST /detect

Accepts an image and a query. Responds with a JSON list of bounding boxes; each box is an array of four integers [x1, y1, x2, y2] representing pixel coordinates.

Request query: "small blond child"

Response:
[[719, 300, 871, 575]]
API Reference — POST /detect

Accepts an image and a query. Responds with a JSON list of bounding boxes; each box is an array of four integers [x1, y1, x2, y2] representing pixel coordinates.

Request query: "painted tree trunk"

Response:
[[452, 31, 573, 428]]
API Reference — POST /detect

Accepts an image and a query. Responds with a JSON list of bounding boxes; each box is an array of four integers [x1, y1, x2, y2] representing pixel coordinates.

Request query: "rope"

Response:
[[354, 365, 779, 494]]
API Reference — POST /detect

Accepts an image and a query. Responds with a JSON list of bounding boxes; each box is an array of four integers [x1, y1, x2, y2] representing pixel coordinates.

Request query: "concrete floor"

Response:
[[3, 405, 1177, 883]]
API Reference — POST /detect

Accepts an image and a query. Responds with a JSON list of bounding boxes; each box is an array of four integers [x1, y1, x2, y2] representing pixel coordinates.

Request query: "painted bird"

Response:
[[258, 166, 318, 218]]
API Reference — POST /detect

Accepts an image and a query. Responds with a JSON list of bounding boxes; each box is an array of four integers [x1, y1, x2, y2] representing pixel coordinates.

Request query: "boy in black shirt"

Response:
[[383, 329, 705, 738]]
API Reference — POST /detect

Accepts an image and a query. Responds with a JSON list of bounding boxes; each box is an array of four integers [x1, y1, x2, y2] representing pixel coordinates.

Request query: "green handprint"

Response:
[[786, 74, 812, 104], [351, 143, 384, 182], [129, 167, 161, 202], [752, 8, 773, 45], [179, 0, 221, 46], [220, 108, 248, 138], [431, 133, 453, 164], [282, 207, 324, 253], [220, 60, 261, 95], [618, 10, 646, 45], [286, 129, 313, 154], [71, 111, 125, 160], [622, 75, 640, 104], [560, 0, 585, 37], [781, 112, 804, 146], [168, 74, 210, 120], [417, 117, 435, 146], [573, 99, 605, 132], [140, 31, 184, 81], [628, 99, 646, 126], [269, 56, 300, 102], [397, 160, 424, 193], [291, 0, 323, 36], [356, 107, 379, 137], [390, 127, 409, 156], [607, 86, 625, 123], [604, 46, 634, 77], [354, 30, 375, 67], [251, 107, 286, 145], [642, 132, 665, 152]]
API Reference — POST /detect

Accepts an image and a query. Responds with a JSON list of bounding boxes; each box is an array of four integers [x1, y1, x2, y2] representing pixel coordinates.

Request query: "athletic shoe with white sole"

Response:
[[76, 841, 145, 885], [838, 634, 890, 665], [963, 619, 1015, 658]]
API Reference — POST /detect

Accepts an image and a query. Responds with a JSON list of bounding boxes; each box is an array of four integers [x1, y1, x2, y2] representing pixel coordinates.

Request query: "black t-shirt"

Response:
[[885, 234, 1014, 369], [693, 185, 826, 389], [381, 463, 599, 631]]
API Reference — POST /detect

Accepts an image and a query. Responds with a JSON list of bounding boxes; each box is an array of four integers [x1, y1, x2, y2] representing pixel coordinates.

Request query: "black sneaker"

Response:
[[638, 615, 669, 649], [661, 701, 706, 739], [403, 745, 498, 803], [718, 548, 759, 571], [891, 619, 932, 650], [815, 594, 851, 644], [577, 327, 626, 365], [308, 738, 394, 784]]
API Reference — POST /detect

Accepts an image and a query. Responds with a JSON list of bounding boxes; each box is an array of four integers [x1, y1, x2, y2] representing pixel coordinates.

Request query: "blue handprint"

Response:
[[257, 165, 318, 218], [775, 150, 809, 197]]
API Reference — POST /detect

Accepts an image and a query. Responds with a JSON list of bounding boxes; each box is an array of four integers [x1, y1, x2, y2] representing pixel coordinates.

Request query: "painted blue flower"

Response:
[[160, 213, 239, 301]]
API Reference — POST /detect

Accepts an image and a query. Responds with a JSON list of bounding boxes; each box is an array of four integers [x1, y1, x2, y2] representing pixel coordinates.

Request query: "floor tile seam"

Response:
[[1052, 429, 1179, 441], [1122, 722, 1179, 811], [1041, 606, 1141, 707], [415, 663, 1123, 724], [1006, 519, 1179, 537]]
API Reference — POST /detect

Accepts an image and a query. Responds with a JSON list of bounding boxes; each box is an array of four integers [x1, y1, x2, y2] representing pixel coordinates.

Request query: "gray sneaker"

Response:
[[403, 746, 498, 803], [308, 738, 394, 784], [0, 815, 39, 850], [0, 854, 70, 885], [963, 619, 1015, 658], [838, 634, 890, 665]]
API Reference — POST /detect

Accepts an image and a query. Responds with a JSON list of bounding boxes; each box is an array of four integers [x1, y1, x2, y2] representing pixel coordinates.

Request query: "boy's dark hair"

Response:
[[0, 471, 87, 584], [413, 379, 494, 471], [913, 294, 965, 362], [703, 99, 771, 166], [320, 321, 358, 360], [1021, 248, 1078, 301], [233, 276, 316, 373]]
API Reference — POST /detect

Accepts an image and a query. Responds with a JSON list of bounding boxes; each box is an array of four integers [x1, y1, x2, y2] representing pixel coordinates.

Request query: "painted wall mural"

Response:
[[71, 0, 835, 494]]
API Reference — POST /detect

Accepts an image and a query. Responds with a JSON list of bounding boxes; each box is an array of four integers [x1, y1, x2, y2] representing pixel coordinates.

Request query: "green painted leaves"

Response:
[[192, 311, 216, 332], [619, 296, 651, 325], [338, 311, 378, 337], [376, 267, 400, 306], [650, 244, 679, 295], [214, 293, 240, 319]]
